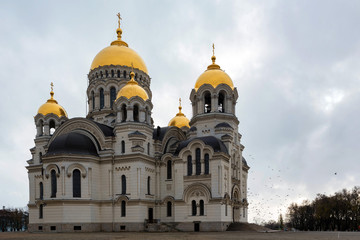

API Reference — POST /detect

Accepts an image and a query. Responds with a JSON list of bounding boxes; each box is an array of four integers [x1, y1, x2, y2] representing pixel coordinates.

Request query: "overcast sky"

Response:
[[0, 0, 359, 223]]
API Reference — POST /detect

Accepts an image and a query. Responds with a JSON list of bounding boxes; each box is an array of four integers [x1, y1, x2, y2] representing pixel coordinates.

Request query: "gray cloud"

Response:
[[0, 0, 359, 222]]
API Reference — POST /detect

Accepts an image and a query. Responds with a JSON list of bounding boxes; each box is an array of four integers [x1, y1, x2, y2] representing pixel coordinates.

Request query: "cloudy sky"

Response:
[[0, 0, 359, 223]]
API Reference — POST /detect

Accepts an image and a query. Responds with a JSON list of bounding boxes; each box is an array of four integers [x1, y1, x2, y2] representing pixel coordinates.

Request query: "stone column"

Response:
[[104, 91, 110, 109], [211, 94, 217, 112], [94, 93, 100, 110]]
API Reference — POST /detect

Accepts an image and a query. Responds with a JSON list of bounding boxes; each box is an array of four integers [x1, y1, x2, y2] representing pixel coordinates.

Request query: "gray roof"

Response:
[[175, 136, 228, 155], [47, 132, 98, 156]]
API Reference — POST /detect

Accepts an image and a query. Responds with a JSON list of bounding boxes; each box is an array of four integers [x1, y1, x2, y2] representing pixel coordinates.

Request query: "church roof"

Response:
[[153, 126, 169, 141], [92, 121, 114, 136], [175, 136, 228, 155], [242, 157, 249, 167], [46, 132, 98, 156], [215, 122, 233, 129]]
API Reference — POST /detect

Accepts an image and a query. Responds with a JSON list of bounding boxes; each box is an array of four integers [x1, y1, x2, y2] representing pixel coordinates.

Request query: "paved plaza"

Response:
[[1, 231, 360, 240]]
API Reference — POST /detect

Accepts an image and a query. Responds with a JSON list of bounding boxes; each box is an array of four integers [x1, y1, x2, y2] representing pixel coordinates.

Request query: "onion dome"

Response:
[[37, 83, 67, 117], [194, 44, 234, 91], [90, 15, 148, 74], [116, 71, 149, 100], [168, 98, 190, 128]]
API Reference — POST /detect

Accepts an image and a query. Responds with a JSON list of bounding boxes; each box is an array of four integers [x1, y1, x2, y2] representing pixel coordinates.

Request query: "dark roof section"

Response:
[[175, 136, 228, 155], [47, 132, 98, 156], [242, 157, 249, 167], [129, 131, 145, 136], [153, 126, 169, 140], [92, 121, 114, 136], [189, 126, 197, 132], [215, 122, 233, 129], [106, 113, 116, 117]]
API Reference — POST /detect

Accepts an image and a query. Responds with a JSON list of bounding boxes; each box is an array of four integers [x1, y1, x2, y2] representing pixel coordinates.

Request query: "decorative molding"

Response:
[[115, 166, 131, 171]]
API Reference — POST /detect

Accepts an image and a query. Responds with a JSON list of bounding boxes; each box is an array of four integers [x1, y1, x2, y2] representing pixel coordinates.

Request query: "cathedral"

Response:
[[26, 17, 249, 232]]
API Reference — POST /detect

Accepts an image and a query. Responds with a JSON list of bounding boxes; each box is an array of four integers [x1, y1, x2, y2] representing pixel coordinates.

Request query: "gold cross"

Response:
[[212, 43, 215, 56], [117, 13, 122, 28], [179, 98, 182, 107], [50, 82, 54, 91]]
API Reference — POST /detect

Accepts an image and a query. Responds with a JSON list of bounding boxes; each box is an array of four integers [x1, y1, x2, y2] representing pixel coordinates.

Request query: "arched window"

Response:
[[147, 176, 151, 195], [204, 154, 209, 175], [225, 203, 228, 216], [91, 91, 95, 110], [133, 105, 139, 122], [218, 92, 225, 112], [100, 71, 103, 78], [39, 204, 43, 219], [99, 88, 104, 109], [73, 169, 81, 198], [192, 200, 197, 216], [204, 92, 211, 113], [111, 69, 114, 77], [187, 155, 192, 176], [199, 200, 204, 216], [50, 169, 57, 198], [105, 70, 108, 78], [49, 120, 55, 135], [167, 201, 172, 217], [110, 87, 116, 108], [167, 160, 172, 180], [121, 104, 127, 122], [39, 182, 43, 200], [123, 70, 127, 78], [117, 70, 120, 78], [195, 148, 201, 175], [121, 141, 125, 154], [39, 152, 42, 163], [121, 200, 126, 217], [147, 142, 150, 155], [121, 175, 126, 195]]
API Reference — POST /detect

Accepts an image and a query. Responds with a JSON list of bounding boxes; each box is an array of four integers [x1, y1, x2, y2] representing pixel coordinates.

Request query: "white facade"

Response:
[[26, 25, 249, 232]]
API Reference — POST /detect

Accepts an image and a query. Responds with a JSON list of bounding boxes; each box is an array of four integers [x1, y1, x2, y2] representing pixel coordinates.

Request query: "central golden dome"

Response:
[[90, 26, 148, 74], [168, 99, 190, 128], [37, 84, 67, 117], [194, 54, 234, 91], [116, 71, 149, 101]]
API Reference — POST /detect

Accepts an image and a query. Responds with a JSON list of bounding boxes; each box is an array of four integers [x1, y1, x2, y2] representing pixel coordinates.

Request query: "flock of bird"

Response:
[[245, 154, 305, 224]]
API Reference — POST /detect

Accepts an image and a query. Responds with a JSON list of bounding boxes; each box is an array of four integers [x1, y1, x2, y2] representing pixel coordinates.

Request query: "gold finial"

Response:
[[178, 98, 182, 112], [50, 82, 54, 99], [130, 62, 135, 80], [111, 12, 129, 47], [211, 43, 216, 64], [117, 12, 122, 28]]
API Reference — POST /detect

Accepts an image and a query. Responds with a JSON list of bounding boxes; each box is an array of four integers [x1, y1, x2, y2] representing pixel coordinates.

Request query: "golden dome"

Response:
[[168, 99, 190, 128], [37, 83, 67, 117], [90, 23, 148, 74], [116, 71, 149, 101], [194, 46, 234, 91]]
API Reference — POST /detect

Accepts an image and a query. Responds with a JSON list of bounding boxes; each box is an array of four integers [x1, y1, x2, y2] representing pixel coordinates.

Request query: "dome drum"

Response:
[[88, 66, 150, 89], [114, 96, 153, 125]]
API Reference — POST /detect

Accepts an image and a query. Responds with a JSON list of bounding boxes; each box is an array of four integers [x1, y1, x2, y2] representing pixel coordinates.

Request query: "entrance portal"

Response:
[[148, 208, 154, 223], [194, 222, 200, 232]]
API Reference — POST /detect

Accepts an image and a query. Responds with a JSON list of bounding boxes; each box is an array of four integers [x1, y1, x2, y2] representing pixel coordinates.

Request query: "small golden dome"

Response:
[[168, 98, 190, 128], [90, 20, 148, 73], [116, 71, 149, 101], [37, 83, 67, 117], [194, 45, 234, 91]]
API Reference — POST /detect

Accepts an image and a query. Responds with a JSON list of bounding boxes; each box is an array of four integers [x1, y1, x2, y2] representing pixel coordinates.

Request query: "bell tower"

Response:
[[189, 45, 239, 138]]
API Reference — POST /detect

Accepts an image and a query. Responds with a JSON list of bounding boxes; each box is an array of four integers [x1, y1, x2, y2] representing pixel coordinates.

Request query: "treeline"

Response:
[[0, 207, 28, 232], [286, 186, 360, 231]]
